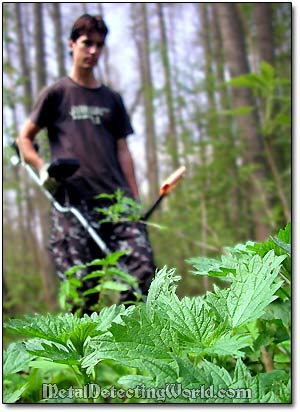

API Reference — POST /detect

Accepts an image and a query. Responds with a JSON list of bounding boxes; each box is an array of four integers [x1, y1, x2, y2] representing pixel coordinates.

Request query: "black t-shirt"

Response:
[[30, 76, 134, 204]]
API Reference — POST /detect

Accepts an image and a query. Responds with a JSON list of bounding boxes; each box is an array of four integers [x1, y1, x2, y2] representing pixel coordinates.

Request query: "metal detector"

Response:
[[10, 142, 186, 257]]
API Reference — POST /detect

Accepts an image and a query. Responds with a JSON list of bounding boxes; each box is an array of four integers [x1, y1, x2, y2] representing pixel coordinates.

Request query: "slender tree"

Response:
[[196, 3, 213, 271], [14, 3, 33, 114], [33, 3, 47, 93], [156, 3, 179, 170], [97, 3, 111, 86], [254, 3, 275, 65], [51, 3, 66, 78], [131, 4, 159, 201], [210, 5, 244, 233]]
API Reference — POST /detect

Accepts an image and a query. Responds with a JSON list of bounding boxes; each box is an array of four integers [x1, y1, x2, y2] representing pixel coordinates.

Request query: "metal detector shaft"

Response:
[[22, 162, 111, 256], [142, 165, 186, 221], [142, 195, 164, 221]]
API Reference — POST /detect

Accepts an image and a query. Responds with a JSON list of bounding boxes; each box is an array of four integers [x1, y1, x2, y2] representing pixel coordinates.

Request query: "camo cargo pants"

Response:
[[49, 202, 155, 305]]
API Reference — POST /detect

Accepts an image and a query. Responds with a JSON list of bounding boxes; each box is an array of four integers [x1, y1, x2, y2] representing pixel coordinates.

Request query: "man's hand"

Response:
[[39, 163, 60, 194]]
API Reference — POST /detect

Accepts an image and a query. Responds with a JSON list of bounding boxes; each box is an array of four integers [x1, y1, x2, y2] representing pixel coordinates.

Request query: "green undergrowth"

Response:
[[3, 224, 291, 403]]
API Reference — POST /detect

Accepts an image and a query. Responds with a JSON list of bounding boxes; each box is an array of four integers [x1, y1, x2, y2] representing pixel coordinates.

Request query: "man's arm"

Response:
[[17, 119, 45, 171], [116, 138, 139, 200]]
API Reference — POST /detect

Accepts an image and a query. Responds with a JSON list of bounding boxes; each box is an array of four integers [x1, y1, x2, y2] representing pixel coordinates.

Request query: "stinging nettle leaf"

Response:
[[3, 342, 35, 376], [206, 251, 284, 328]]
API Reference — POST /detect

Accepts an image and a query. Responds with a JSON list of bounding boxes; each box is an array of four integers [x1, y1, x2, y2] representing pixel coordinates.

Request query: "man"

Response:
[[18, 14, 155, 311]]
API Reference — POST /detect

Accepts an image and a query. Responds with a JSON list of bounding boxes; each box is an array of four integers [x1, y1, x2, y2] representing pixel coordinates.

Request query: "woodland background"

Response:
[[3, 3, 291, 317]]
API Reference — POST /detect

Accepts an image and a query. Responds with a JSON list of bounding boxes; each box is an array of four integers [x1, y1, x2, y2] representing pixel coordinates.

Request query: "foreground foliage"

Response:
[[3, 224, 291, 403]]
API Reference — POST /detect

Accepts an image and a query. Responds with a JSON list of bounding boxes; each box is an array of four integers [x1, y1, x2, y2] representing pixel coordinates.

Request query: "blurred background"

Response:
[[3, 3, 291, 317]]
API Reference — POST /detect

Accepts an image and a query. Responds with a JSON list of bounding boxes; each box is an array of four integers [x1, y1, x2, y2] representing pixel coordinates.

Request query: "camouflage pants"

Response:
[[49, 202, 155, 304]]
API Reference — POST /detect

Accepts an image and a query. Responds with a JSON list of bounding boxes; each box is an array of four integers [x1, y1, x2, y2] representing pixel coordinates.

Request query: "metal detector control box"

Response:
[[47, 158, 80, 181]]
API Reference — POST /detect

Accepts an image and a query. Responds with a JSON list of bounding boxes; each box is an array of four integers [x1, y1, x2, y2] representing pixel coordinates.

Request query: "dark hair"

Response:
[[69, 14, 109, 42]]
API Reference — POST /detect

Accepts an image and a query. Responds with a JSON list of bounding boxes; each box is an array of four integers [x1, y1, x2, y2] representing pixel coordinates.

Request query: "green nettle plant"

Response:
[[94, 189, 144, 223], [58, 191, 153, 315], [94, 189, 166, 230], [4, 224, 291, 404], [58, 250, 142, 315]]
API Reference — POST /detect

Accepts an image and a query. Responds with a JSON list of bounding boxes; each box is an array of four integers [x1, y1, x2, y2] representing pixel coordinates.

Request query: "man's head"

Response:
[[69, 14, 109, 69], [69, 14, 109, 43]]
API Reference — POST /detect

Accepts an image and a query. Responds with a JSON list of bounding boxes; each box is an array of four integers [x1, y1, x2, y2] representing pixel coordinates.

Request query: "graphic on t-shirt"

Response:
[[70, 105, 110, 125]]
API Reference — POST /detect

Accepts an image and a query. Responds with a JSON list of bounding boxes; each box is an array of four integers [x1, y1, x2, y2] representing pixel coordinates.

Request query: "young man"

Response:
[[18, 14, 155, 311]]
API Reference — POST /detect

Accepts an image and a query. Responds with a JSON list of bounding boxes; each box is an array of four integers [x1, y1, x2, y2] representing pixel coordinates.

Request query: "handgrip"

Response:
[[159, 166, 186, 195]]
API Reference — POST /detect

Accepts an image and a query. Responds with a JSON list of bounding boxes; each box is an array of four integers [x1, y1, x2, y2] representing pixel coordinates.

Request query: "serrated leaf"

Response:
[[3, 342, 35, 375], [233, 359, 252, 384], [95, 304, 134, 333], [3, 383, 28, 403], [187, 246, 255, 279], [187, 256, 234, 277], [147, 268, 216, 346], [201, 333, 251, 357], [25, 340, 81, 365], [278, 223, 291, 243], [206, 251, 284, 328], [4, 314, 78, 345], [146, 269, 251, 358], [146, 266, 181, 310], [5, 312, 111, 355], [202, 360, 232, 387], [81, 307, 174, 375]]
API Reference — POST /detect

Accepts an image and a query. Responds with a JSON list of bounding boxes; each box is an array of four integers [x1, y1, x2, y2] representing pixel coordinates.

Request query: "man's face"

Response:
[[69, 32, 105, 70]]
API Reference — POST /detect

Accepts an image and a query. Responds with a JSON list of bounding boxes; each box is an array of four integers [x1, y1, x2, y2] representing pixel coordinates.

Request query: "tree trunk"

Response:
[[14, 3, 33, 114], [214, 3, 270, 241], [156, 3, 179, 170], [97, 3, 111, 86], [132, 4, 159, 201], [197, 3, 213, 268], [51, 3, 66, 78], [33, 3, 47, 93], [82, 3, 89, 14], [211, 5, 247, 236], [254, 3, 275, 65]]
